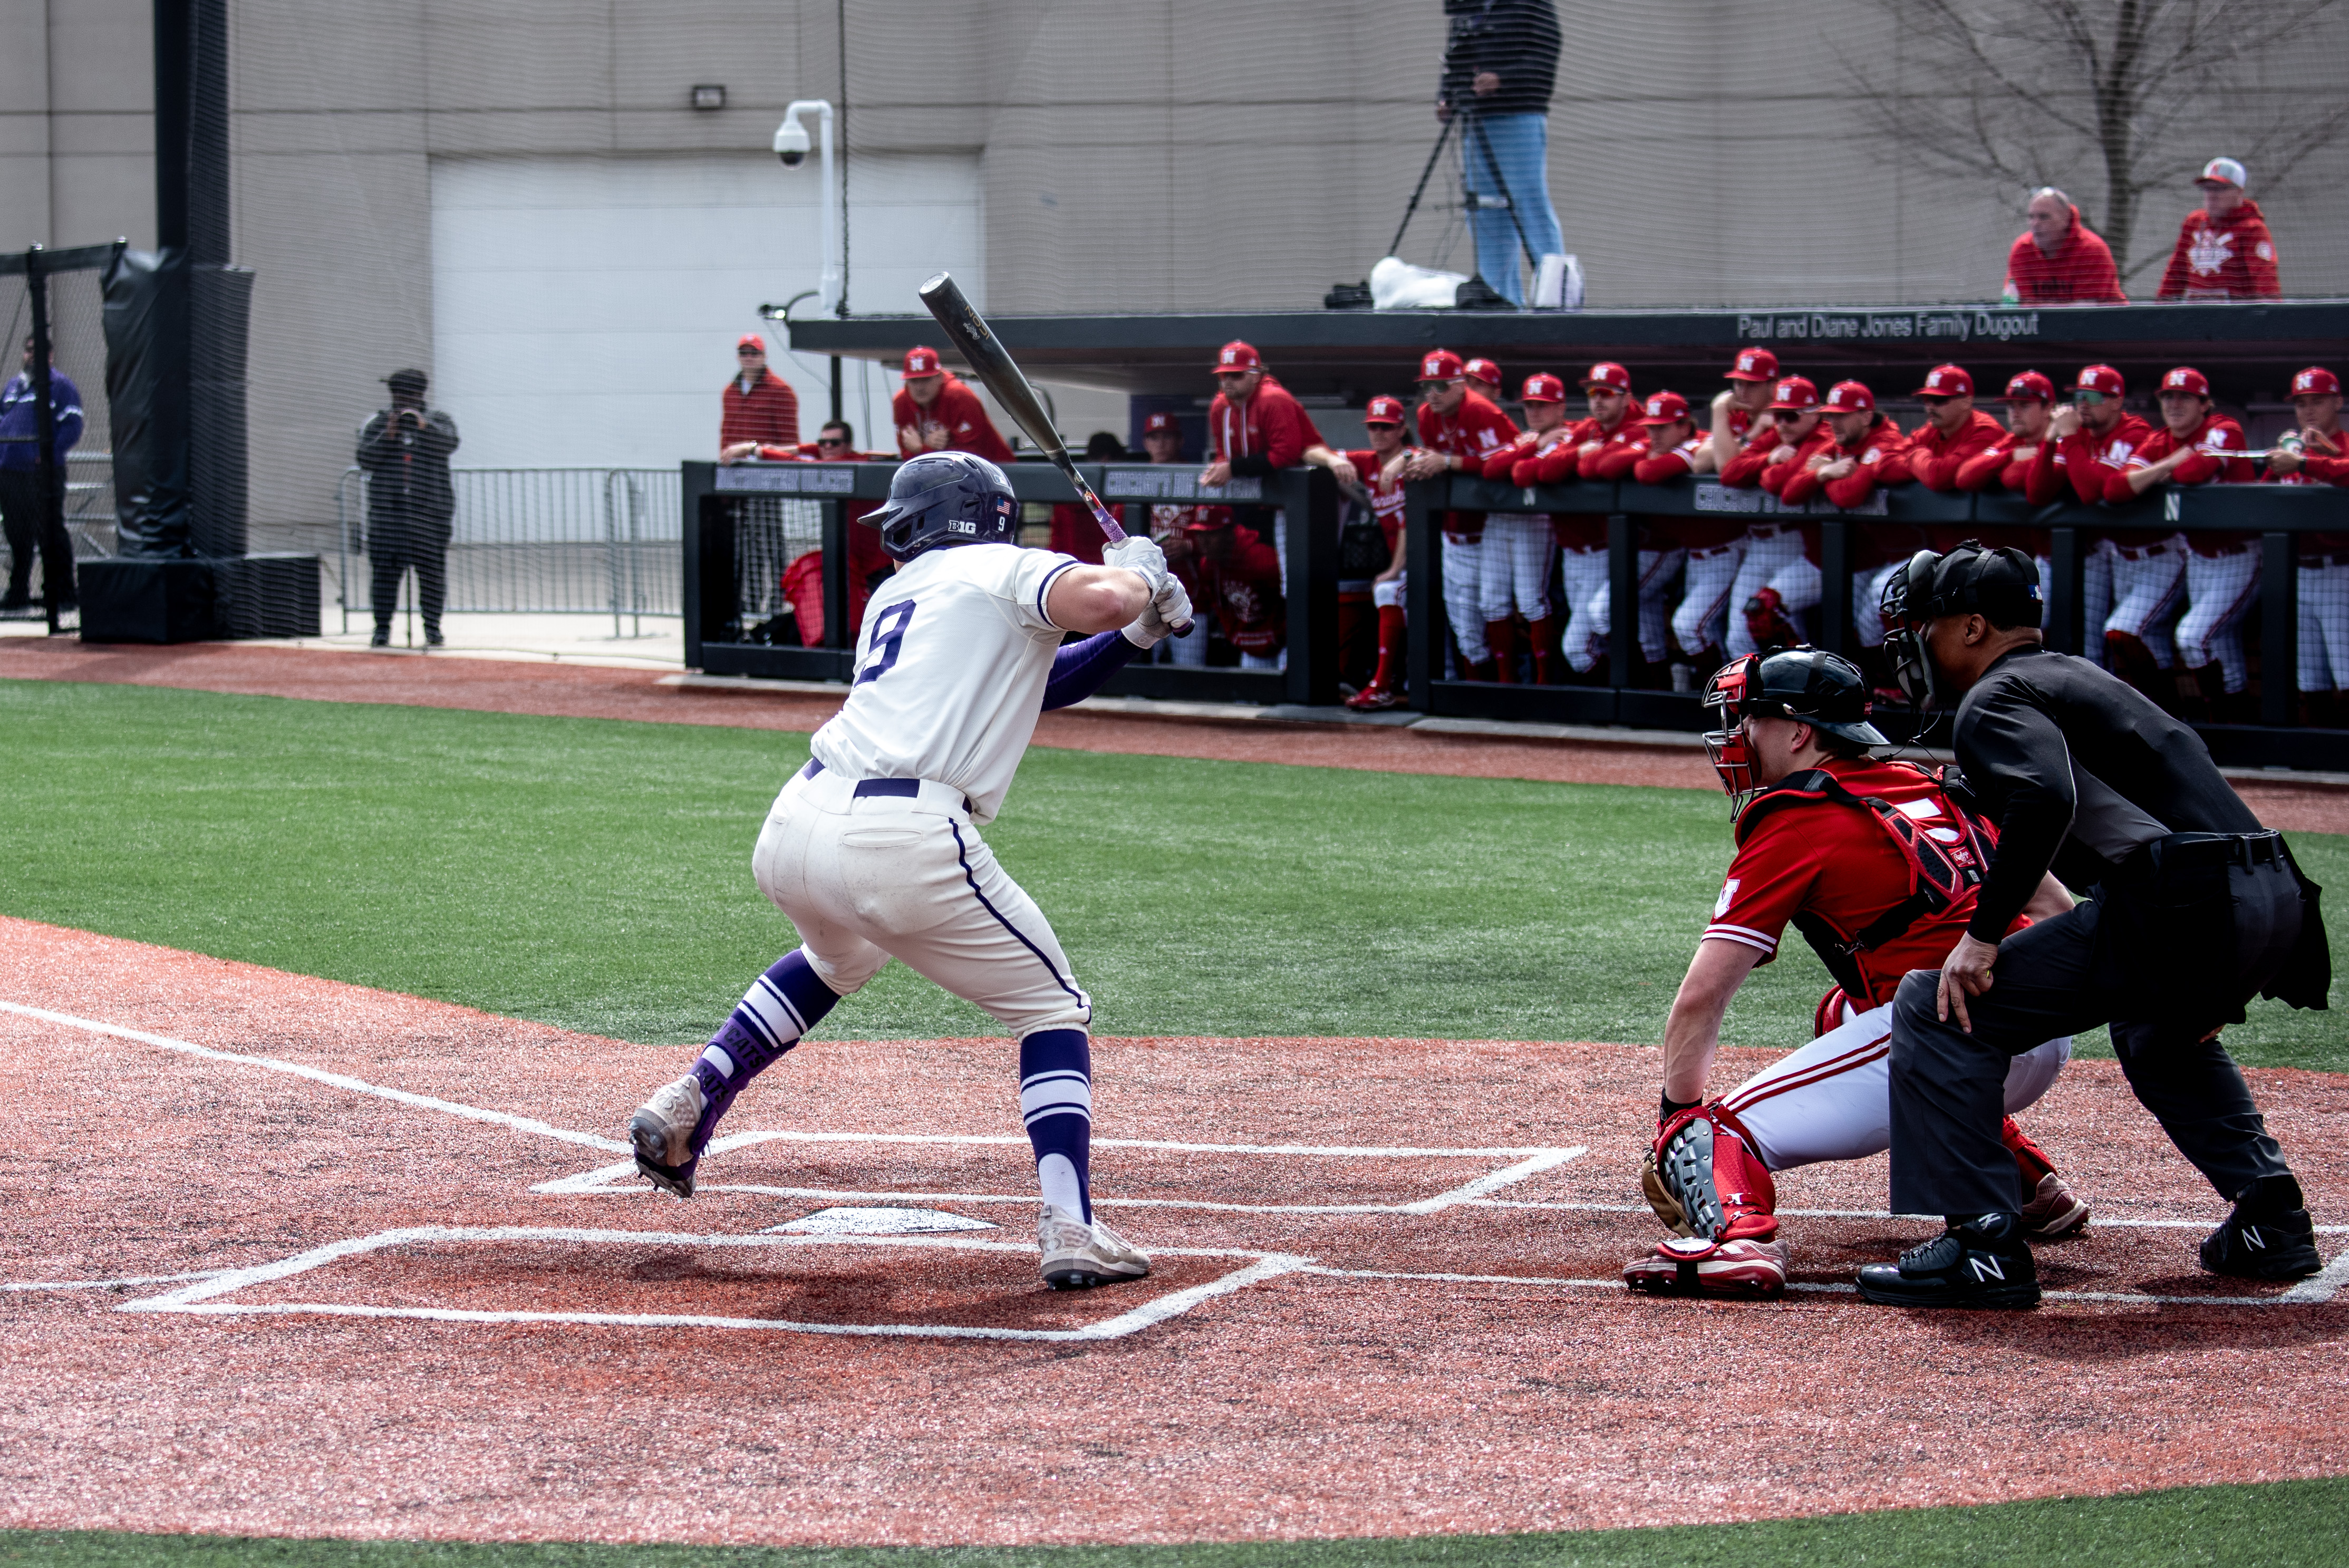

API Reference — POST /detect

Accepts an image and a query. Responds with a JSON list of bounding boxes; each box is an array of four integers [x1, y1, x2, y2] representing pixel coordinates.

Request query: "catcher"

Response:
[[1628, 647, 2087, 1297]]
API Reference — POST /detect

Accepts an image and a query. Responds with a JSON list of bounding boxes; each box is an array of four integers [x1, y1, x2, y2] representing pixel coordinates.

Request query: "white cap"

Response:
[[2197, 157, 2247, 189]]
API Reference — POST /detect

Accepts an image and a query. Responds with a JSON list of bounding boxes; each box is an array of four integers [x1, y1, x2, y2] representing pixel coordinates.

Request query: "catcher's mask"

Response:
[[1702, 647, 1888, 812], [1878, 541, 2043, 711]]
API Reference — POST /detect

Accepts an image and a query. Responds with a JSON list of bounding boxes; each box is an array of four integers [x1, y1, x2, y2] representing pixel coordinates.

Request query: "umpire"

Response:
[[356, 368, 460, 647], [1861, 541, 2330, 1309]]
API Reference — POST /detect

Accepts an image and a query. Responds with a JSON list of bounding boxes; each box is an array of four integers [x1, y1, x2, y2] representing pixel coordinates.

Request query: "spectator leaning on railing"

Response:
[[2270, 366, 2349, 723], [1703, 347, 1778, 473], [1437, 0, 1565, 308], [355, 368, 460, 649], [2003, 188, 2125, 305], [0, 334, 84, 613], [2156, 158, 2281, 302], [719, 335, 799, 462]]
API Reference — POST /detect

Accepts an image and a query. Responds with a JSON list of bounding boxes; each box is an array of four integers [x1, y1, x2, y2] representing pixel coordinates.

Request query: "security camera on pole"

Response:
[[774, 100, 846, 421]]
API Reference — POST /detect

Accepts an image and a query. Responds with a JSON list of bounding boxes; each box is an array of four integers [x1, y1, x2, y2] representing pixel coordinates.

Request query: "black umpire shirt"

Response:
[[1951, 646, 2260, 942]]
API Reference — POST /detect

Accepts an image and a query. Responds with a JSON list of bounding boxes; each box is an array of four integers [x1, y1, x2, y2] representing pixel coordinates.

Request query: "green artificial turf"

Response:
[[4, 1476, 2347, 1564], [1, 679, 2342, 1068]]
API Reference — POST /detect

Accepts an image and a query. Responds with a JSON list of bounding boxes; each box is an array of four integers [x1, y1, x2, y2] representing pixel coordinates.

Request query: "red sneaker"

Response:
[[1345, 683, 1403, 711]]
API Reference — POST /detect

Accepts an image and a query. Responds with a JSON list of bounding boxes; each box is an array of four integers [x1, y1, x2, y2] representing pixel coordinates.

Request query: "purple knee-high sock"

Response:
[[1020, 1029, 1094, 1222], [688, 948, 839, 1145]]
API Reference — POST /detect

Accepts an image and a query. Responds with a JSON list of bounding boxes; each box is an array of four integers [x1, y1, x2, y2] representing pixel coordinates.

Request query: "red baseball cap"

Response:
[[2074, 364, 2125, 399], [1418, 349, 1465, 383], [1520, 373, 1567, 404], [2292, 366, 2343, 397], [1463, 357, 1503, 388], [1638, 390, 1691, 425], [1726, 346, 1779, 383], [1580, 361, 1632, 394], [737, 333, 767, 352], [1143, 411, 1181, 434], [2159, 365, 2211, 398], [904, 345, 944, 378], [1821, 380, 1877, 414], [1915, 364, 1973, 398], [1364, 394, 1407, 425], [2004, 371, 2056, 402], [1213, 340, 1262, 374], [1768, 375, 1821, 412]]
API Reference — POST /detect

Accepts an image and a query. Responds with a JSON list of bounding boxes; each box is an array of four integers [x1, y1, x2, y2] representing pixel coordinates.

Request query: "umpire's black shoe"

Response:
[[1857, 1212, 2040, 1310], [2200, 1175, 2322, 1280]]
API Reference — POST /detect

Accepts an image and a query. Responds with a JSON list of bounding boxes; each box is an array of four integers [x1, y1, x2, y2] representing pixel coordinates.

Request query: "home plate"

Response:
[[764, 1207, 1000, 1236]]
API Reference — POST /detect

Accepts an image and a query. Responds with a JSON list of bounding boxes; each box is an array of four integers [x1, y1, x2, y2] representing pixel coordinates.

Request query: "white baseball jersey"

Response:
[[807, 542, 1079, 825]]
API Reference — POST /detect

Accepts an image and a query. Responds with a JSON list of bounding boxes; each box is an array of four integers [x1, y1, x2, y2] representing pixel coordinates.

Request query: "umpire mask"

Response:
[[1879, 550, 1945, 711], [1881, 543, 2043, 712]]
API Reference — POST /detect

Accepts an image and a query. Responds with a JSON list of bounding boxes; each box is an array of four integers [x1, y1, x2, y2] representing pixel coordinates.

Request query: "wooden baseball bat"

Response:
[[917, 271, 1128, 544]]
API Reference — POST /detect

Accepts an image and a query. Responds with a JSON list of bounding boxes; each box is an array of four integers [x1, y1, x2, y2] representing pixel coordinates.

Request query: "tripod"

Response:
[[1386, 106, 1541, 305]]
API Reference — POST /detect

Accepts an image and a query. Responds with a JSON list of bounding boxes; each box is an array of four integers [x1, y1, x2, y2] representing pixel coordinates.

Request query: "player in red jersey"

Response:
[[1183, 510, 1285, 669], [2156, 158, 2281, 301], [756, 420, 894, 647], [1625, 649, 2084, 1298], [893, 345, 1013, 462], [1201, 339, 1325, 486], [1905, 365, 2005, 492], [1132, 412, 1217, 669], [1571, 391, 1702, 678], [2112, 366, 2260, 714], [719, 334, 801, 460], [1463, 357, 1506, 404], [1457, 372, 1567, 683], [1314, 394, 1420, 709], [2030, 364, 2157, 671], [1954, 372, 2056, 495], [1404, 350, 1519, 677], [1543, 362, 1640, 675], [1704, 346, 1778, 470], [2269, 367, 2349, 722]]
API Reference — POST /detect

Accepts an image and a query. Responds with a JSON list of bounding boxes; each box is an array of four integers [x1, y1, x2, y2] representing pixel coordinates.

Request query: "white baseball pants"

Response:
[[2104, 535, 2187, 667], [1442, 534, 1488, 666], [2299, 558, 2349, 691], [1720, 1002, 2070, 1174], [1558, 546, 1611, 672], [2177, 543, 2262, 693], [1850, 562, 1907, 651], [1579, 547, 1687, 663], [1671, 541, 1744, 660], [1724, 527, 1820, 657], [1478, 514, 1555, 621], [752, 769, 1091, 1041]]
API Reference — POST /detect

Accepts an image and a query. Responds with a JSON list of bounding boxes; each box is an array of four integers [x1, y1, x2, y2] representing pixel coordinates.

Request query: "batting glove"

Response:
[[1124, 575, 1195, 649], [1103, 535, 1170, 598]]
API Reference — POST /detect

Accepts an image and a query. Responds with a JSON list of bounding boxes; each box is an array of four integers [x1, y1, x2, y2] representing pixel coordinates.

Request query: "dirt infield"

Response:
[[12, 638, 2349, 831], [3, 915, 2344, 1549]]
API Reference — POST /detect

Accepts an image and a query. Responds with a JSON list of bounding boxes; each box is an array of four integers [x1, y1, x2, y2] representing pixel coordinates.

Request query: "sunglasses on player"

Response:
[[817, 435, 849, 448]]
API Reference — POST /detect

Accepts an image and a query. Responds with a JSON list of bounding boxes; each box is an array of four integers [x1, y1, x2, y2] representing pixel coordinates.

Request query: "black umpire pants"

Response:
[[369, 529, 448, 635], [1887, 855, 2304, 1218], [0, 468, 75, 606]]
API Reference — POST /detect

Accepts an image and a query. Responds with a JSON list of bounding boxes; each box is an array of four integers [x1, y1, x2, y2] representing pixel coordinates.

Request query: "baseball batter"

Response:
[[627, 452, 1193, 1291], [1627, 648, 2084, 1298]]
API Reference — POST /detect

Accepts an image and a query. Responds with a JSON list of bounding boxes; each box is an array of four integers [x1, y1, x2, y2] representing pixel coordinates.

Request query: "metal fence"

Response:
[[333, 466, 683, 635]]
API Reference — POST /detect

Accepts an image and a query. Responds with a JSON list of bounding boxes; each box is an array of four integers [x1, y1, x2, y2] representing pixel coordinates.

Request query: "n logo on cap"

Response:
[[1221, 348, 1239, 364]]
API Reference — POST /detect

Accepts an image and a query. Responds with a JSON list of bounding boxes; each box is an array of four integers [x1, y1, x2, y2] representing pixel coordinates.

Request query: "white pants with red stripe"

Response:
[[1580, 547, 1688, 663], [1441, 534, 1488, 666], [1724, 526, 1820, 658], [1670, 541, 1744, 660], [2177, 542, 2262, 693], [2104, 534, 2188, 667], [1719, 1002, 2070, 1174], [1478, 514, 1555, 621], [2300, 559, 2349, 691], [1558, 545, 1612, 672]]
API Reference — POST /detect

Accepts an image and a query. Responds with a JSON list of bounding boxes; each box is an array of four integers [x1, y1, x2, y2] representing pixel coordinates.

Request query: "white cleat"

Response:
[[1038, 1204, 1151, 1291], [627, 1074, 708, 1199]]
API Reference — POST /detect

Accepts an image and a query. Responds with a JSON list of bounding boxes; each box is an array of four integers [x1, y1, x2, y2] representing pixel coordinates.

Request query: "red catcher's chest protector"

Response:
[[1732, 766, 1998, 1000]]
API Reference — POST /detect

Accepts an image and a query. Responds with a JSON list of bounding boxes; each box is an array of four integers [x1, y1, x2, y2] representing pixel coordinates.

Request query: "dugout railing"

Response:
[[1404, 473, 2349, 771], [683, 459, 1343, 705]]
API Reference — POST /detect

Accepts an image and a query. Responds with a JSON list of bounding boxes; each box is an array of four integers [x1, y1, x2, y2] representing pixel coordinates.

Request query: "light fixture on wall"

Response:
[[690, 84, 726, 111]]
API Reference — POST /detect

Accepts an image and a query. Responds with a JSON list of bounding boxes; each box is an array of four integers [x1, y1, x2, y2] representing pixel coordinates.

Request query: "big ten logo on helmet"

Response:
[[949, 519, 978, 535]]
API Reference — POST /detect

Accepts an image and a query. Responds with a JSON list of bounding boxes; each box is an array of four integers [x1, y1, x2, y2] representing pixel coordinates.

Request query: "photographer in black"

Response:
[[356, 368, 461, 648], [1861, 541, 2330, 1309]]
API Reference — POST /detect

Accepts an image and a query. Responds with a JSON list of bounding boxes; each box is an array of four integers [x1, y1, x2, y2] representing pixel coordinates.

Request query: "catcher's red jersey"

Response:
[[1703, 759, 2009, 1008]]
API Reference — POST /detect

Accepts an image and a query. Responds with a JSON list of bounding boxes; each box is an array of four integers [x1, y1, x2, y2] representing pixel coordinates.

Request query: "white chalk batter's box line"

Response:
[[82, 1222, 2345, 1342], [535, 1130, 1589, 1215]]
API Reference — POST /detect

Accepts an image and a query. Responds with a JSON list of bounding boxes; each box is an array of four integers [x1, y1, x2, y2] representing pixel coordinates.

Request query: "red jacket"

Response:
[[722, 370, 800, 452], [1632, 430, 1706, 486], [2025, 413, 2152, 506], [2270, 425, 2349, 488], [1210, 373, 1324, 472], [1197, 526, 1285, 654], [2003, 208, 2126, 305], [2107, 413, 2255, 504], [2157, 200, 2282, 301], [1528, 412, 1638, 484], [1416, 389, 1517, 473], [1907, 409, 2007, 492], [1483, 425, 1564, 482], [1780, 414, 1910, 508], [893, 374, 1013, 462], [1719, 424, 1790, 489], [1954, 430, 2048, 494], [1342, 447, 1414, 550]]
